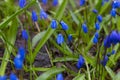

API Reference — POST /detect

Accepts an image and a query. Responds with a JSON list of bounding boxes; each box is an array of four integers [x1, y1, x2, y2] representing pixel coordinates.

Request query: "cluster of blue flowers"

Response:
[[50, 19, 72, 45], [104, 30, 120, 48], [42, 0, 58, 6], [0, 72, 18, 80]]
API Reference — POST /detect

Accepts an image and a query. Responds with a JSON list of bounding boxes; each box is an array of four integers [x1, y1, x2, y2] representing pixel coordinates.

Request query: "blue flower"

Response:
[[60, 21, 68, 30], [56, 73, 64, 80], [92, 9, 98, 14], [42, 0, 48, 5], [53, 0, 58, 6], [40, 9, 48, 20], [50, 20, 57, 29], [80, 0, 85, 6], [10, 73, 18, 80], [104, 35, 111, 48], [101, 55, 108, 67], [110, 8, 116, 17], [109, 30, 119, 44], [0, 75, 7, 80], [14, 55, 23, 70], [57, 34, 64, 45], [68, 34, 73, 42], [97, 15, 103, 23], [32, 10, 38, 22], [95, 22, 100, 30], [95, 32, 99, 38], [111, 50, 116, 55], [93, 36, 98, 44], [22, 30, 28, 40], [112, 0, 120, 8], [18, 47, 26, 61], [19, 0, 26, 8], [82, 23, 88, 33], [76, 55, 85, 69]]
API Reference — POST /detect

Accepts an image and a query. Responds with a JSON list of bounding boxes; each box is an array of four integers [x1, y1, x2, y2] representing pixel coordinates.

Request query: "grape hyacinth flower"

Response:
[[57, 34, 64, 45], [53, 0, 58, 6], [56, 73, 64, 80], [0, 75, 7, 80], [10, 73, 18, 80], [68, 34, 73, 42], [111, 50, 116, 55], [19, 0, 26, 8], [60, 21, 68, 30], [40, 9, 48, 20], [112, 0, 120, 9], [92, 9, 98, 14], [76, 55, 85, 69], [104, 35, 111, 48], [95, 22, 100, 30], [82, 23, 88, 33], [18, 47, 26, 61], [97, 15, 103, 23], [42, 0, 48, 5], [109, 30, 119, 45], [32, 11, 38, 22], [22, 29, 28, 40], [93, 36, 98, 44], [50, 20, 57, 29], [110, 8, 116, 17], [14, 55, 23, 70], [80, 0, 85, 6], [101, 55, 108, 67], [95, 32, 99, 39]]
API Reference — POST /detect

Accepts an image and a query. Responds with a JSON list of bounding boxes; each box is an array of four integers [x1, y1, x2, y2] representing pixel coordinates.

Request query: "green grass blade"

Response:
[[0, 19, 18, 76], [36, 67, 65, 80]]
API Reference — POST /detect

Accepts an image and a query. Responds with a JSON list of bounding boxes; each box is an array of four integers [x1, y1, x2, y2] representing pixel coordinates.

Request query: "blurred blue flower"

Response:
[[53, 0, 58, 6], [92, 9, 98, 14], [104, 35, 111, 48], [14, 55, 23, 70], [82, 23, 88, 33], [93, 36, 98, 44], [42, 0, 48, 5], [109, 30, 119, 44], [60, 21, 68, 30], [68, 34, 72, 42], [95, 22, 100, 30], [56, 73, 64, 80], [112, 0, 120, 8], [50, 20, 57, 29], [40, 9, 48, 19], [19, 0, 26, 8], [80, 0, 85, 6], [22, 30, 28, 40], [18, 47, 26, 61], [95, 32, 99, 38], [110, 8, 116, 17], [76, 55, 85, 69], [101, 55, 108, 67], [10, 73, 18, 80], [57, 34, 64, 45], [97, 15, 103, 23], [32, 10, 38, 22], [111, 50, 116, 55], [0, 75, 7, 80]]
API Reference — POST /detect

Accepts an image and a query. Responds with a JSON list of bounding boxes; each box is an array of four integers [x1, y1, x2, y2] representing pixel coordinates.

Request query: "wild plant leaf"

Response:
[[36, 67, 65, 80]]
